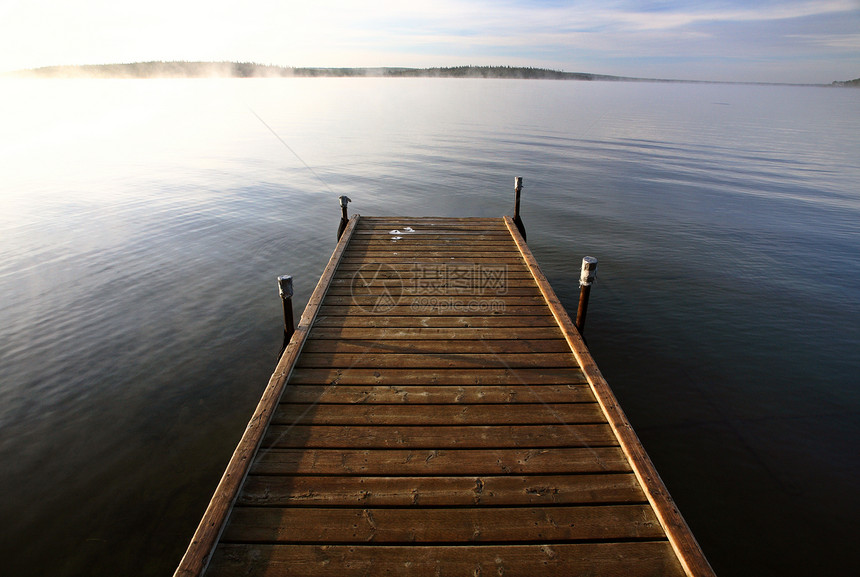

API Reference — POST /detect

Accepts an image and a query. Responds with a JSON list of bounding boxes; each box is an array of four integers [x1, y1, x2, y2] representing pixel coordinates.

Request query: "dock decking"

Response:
[[176, 216, 714, 577]]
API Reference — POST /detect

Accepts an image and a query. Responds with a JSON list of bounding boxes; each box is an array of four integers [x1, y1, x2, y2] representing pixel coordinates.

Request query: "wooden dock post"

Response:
[[337, 195, 352, 240], [278, 275, 294, 355], [576, 256, 598, 334], [513, 176, 526, 241]]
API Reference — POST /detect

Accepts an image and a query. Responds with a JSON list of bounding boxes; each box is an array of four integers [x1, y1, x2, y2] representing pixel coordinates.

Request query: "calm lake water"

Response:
[[0, 78, 858, 576]]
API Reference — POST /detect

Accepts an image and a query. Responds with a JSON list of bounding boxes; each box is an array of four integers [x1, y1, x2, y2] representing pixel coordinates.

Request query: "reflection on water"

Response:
[[0, 78, 858, 576]]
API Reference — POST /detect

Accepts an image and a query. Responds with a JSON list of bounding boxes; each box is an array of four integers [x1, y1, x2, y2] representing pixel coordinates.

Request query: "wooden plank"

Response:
[[343, 250, 523, 258], [307, 326, 563, 340], [346, 249, 518, 256], [321, 295, 547, 308], [334, 263, 531, 272], [333, 264, 535, 274], [343, 257, 523, 264], [329, 269, 531, 283], [316, 306, 552, 317], [311, 315, 558, 328], [346, 245, 521, 253], [341, 254, 523, 260], [339, 257, 527, 264], [357, 216, 506, 223], [504, 216, 715, 577], [347, 245, 519, 252], [260, 424, 619, 449], [174, 216, 362, 577], [207, 542, 686, 577], [349, 233, 513, 239], [340, 283, 540, 292], [300, 338, 571, 354], [344, 243, 518, 250], [358, 222, 505, 227], [250, 447, 633, 476], [329, 294, 535, 305], [352, 225, 508, 230], [357, 220, 508, 227], [271, 402, 606, 425], [334, 258, 527, 266], [354, 224, 509, 231], [354, 225, 510, 232], [281, 384, 595, 404], [345, 242, 518, 249], [237, 474, 645, 507], [221, 504, 665, 543], [347, 242, 520, 250], [332, 275, 541, 285], [324, 282, 544, 295], [351, 226, 511, 232], [287, 367, 587, 385], [332, 271, 538, 281], [355, 226, 508, 233], [342, 245, 517, 251], [359, 216, 504, 220], [349, 235, 514, 241], [294, 352, 579, 369]]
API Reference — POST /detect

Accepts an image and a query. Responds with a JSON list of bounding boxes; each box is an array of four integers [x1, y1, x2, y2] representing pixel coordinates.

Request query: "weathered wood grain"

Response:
[[350, 231, 512, 238], [281, 384, 594, 404], [237, 474, 646, 507], [321, 295, 548, 308], [346, 242, 519, 250], [295, 352, 579, 369], [307, 326, 563, 340], [300, 337, 571, 354], [260, 424, 619, 449], [311, 315, 558, 328], [249, 447, 633, 476], [207, 542, 686, 577], [316, 305, 556, 317], [286, 367, 588, 385], [338, 257, 528, 265], [327, 285, 544, 296], [344, 249, 523, 257], [271, 402, 606, 425], [221, 504, 665, 543]]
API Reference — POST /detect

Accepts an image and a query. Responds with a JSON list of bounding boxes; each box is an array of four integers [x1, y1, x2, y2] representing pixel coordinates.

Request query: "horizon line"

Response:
[[5, 61, 855, 87]]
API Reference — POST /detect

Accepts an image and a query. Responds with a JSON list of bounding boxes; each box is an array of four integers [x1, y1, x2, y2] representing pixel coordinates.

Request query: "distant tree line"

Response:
[[11, 61, 624, 81], [382, 66, 601, 80], [831, 77, 860, 87], [10, 61, 855, 86]]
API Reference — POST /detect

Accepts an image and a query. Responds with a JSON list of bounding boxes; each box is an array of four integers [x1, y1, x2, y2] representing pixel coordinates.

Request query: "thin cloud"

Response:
[[788, 33, 860, 49], [609, 0, 857, 30]]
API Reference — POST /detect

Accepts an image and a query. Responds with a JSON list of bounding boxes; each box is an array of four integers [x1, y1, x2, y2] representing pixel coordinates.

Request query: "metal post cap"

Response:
[[338, 195, 352, 207], [579, 256, 598, 286], [514, 176, 523, 192], [278, 275, 294, 299]]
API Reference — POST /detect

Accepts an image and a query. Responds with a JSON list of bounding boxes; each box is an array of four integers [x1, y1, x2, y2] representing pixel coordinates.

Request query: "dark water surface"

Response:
[[1, 78, 858, 575]]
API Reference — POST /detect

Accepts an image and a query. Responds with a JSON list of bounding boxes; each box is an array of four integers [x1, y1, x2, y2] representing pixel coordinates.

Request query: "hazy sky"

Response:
[[2, 0, 858, 83]]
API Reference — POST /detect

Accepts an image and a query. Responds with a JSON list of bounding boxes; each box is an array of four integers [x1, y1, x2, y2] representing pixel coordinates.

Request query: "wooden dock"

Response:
[[175, 215, 714, 577]]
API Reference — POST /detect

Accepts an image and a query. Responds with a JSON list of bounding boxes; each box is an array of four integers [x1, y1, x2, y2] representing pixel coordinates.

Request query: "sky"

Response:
[[1, 0, 858, 83]]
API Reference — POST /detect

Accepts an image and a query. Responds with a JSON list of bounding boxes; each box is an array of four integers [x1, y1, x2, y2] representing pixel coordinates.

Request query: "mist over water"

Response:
[[0, 78, 858, 576]]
